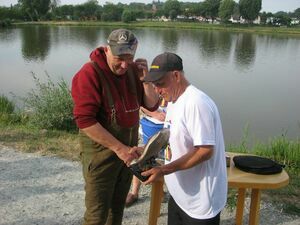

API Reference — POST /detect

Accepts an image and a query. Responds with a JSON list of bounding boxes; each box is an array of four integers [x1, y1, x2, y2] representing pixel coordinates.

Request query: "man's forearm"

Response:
[[161, 146, 214, 175], [82, 122, 128, 154]]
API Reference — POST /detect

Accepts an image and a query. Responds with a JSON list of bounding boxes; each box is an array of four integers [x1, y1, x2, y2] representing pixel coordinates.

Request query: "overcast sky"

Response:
[[0, 0, 299, 13]]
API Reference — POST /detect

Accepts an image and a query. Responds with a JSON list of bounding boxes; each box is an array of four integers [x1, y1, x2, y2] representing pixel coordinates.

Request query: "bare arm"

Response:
[[142, 145, 214, 184], [141, 106, 166, 122], [82, 122, 141, 166]]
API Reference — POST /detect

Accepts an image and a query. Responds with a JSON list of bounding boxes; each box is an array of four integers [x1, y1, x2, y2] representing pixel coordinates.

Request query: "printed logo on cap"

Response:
[[118, 33, 128, 42]]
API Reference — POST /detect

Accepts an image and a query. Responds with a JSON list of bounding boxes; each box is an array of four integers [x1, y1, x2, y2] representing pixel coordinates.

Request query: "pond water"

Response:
[[0, 26, 299, 145]]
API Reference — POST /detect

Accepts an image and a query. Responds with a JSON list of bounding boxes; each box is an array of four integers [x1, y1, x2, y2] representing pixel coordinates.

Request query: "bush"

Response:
[[0, 19, 12, 27], [23, 72, 76, 131]]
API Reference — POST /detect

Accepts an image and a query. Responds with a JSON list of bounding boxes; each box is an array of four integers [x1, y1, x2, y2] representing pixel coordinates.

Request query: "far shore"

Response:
[[13, 20, 300, 36]]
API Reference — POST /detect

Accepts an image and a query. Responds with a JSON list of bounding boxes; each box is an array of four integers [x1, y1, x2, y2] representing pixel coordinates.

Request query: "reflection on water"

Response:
[[0, 26, 299, 144], [19, 26, 114, 62], [13, 26, 258, 70], [161, 29, 179, 52], [234, 33, 256, 70], [0, 28, 18, 42], [21, 26, 51, 61], [196, 30, 233, 63]]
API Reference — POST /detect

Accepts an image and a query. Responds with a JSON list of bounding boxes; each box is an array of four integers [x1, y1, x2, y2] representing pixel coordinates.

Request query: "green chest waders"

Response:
[[79, 61, 139, 225]]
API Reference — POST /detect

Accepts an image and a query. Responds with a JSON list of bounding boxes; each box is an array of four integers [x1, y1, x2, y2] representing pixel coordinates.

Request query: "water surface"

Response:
[[0, 26, 299, 144]]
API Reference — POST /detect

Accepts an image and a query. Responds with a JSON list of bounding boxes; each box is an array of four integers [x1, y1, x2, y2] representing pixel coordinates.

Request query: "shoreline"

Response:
[[12, 21, 300, 36]]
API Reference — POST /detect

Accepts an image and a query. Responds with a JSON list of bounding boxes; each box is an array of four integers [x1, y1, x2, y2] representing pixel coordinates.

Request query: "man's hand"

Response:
[[134, 58, 148, 80], [141, 166, 164, 185], [152, 111, 166, 122], [117, 146, 143, 167]]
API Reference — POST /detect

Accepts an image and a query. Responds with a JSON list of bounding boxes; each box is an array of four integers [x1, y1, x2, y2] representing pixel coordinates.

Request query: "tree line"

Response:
[[1, 0, 300, 25]]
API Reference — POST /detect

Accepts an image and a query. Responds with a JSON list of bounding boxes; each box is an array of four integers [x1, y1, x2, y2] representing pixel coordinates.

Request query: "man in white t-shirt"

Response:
[[142, 52, 227, 225]]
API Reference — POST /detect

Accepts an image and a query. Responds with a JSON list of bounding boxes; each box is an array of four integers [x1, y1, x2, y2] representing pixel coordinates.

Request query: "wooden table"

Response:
[[148, 152, 289, 225], [227, 152, 289, 225]]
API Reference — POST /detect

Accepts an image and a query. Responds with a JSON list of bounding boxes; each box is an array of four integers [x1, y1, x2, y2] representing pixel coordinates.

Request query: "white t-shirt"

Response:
[[164, 85, 227, 219]]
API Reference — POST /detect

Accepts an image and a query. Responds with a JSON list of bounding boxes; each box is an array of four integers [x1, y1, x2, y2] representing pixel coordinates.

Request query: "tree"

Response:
[[127, 2, 145, 11], [169, 9, 177, 20], [202, 0, 221, 20], [163, 0, 181, 20], [259, 11, 268, 24], [294, 8, 300, 18], [18, 0, 51, 21], [101, 3, 123, 21], [53, 4, 74, 20], [180, 2, 198, 18], [122, 10, 136, 23], [239, 0, 261, 22], [153, 9, 165, 18], [0, 4, 25, 21], [81, 0, 99, 19], [274, 11, 291, 26], [231, 2, 240, 20], [192, 2, 206, 16], [218, 0, 236, 22], [50, 0, 60, 11], [0, 7, 10, 20]]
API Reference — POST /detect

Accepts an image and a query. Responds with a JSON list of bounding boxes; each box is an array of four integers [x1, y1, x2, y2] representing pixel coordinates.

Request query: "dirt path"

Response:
[[0, 145, 299, 225]]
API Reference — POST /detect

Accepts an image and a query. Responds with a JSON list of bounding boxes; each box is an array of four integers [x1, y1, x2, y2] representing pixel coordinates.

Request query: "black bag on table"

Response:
[[233, 155, 285, 175]]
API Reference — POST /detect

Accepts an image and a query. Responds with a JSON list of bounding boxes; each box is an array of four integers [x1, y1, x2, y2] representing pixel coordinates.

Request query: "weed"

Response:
[[22, 72, 76, 131], [0, 95, 14, 114]]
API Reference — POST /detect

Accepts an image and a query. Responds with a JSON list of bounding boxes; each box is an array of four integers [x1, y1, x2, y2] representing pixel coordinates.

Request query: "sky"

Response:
[[0, 0, 299, 13]]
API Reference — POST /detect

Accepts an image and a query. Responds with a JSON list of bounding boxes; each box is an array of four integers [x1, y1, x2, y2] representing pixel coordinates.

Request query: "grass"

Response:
[[0, 95, 26, 125], [0, 95, 15, 114], [0, 124, 80, 161], [14, 21, 300, 36]]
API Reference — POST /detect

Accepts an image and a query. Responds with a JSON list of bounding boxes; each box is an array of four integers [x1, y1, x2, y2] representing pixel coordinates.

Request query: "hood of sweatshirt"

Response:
[[89, 47, 113, 76]]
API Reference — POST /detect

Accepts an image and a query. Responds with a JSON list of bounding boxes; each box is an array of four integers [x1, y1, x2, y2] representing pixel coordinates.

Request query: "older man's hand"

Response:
[[134, 58, 148, 80]]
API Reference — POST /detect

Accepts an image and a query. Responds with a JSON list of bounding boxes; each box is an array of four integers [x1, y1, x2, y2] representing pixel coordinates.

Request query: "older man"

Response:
[[71, 29, 159, 225], [142, 52, 227, 225]]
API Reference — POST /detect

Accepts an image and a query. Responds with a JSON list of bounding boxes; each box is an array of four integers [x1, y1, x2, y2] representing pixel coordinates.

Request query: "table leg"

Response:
[[236, 188, 246, 225], [249, 189, 261, 225], [148, 178, 164, 225]]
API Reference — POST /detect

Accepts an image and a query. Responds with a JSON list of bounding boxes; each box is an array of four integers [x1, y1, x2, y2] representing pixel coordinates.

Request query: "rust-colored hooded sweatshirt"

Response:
[[72, 47, 155, 129]]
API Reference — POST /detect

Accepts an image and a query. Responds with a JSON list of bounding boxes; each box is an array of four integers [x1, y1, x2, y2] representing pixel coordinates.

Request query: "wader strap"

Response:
[[127, 67, 137, 96], [90, 61, 116, 123]]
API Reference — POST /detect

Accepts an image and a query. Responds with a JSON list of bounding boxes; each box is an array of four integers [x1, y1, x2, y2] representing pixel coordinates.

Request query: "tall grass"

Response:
[[253, 136, 300, 174], [0, 95, 24, 125], [22, 72, 76, 131], [227, 127, 300, 174], [0, 95, 14, 114]]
